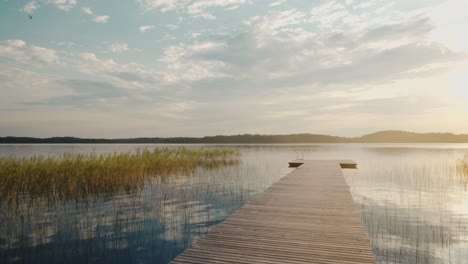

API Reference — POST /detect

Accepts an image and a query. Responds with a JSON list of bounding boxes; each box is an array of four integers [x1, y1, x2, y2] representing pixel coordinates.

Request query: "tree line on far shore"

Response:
[[2, 130, 468, 144]]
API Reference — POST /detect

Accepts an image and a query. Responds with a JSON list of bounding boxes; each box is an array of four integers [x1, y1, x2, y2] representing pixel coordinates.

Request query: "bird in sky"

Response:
[[28, 15, 32, 19]]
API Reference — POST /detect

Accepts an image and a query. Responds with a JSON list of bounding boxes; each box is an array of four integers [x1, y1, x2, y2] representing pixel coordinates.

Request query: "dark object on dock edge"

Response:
[[289, 159, 357, 169]]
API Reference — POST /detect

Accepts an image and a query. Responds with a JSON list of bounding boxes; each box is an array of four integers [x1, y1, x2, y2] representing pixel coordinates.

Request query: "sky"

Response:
[[0, 0, 467, 138]]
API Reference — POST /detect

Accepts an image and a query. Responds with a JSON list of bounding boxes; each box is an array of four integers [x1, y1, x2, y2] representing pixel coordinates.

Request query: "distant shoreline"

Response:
[[1, 130, 468, 144]]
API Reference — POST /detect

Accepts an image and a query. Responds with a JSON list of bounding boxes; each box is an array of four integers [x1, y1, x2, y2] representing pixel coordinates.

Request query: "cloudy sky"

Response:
[[0, 0, 467, 138]]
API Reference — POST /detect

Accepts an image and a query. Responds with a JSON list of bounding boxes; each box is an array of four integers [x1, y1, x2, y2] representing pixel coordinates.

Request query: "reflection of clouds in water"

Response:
[[106, 239, 129, 250], [3, 144, 468, 263], [452, 203, 468, 222], [355, 198, 452, 263], [1, 152, 284, 263], [347, 152, 468, 263]]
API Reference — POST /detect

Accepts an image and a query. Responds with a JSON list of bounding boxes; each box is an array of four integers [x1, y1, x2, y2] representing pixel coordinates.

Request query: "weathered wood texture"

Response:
[[171, 160, 375, 264]]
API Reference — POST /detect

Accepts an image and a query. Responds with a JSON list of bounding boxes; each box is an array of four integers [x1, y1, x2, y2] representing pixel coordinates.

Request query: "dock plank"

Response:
[[171, 160, 375, 263]]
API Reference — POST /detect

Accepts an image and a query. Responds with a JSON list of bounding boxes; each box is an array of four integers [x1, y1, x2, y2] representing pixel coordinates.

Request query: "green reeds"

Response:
[[453, 155, 468, 188], [0, 147, 239, 202], [457, 156, 468, 176]]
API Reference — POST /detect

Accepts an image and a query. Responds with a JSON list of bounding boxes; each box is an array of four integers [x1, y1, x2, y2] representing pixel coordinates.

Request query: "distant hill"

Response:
[[1, 130, 468, 144], [353, 130, 468, 143]]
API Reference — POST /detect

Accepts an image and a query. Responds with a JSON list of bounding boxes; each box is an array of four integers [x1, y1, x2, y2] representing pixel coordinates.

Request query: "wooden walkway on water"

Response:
[[171, 160, 375, 264]]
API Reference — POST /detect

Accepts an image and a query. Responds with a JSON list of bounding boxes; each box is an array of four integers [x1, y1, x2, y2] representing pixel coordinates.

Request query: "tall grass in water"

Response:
[[0, 147, 239, 202], [347, 154, 468, 264], [457, 155, 468, 177], [456, 155, 468, 190]]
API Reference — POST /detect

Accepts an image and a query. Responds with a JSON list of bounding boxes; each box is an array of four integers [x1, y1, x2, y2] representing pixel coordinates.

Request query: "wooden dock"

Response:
[[171, 160, 375, 264]]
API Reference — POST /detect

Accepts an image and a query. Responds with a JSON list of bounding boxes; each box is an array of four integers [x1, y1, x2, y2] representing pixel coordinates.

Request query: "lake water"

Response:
[[1, 143, 468, 263]]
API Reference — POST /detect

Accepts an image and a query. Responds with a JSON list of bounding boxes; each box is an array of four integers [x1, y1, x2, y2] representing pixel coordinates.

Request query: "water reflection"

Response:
[[0, 148, 292, 264], [346, 150, 468, 263], [1, 144, 468, 263]]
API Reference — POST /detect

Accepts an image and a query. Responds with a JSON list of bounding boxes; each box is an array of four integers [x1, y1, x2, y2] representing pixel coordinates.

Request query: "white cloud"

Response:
[[82, 7, 93, 15], [23, 1, 39, 13], [82, 7, 110, 23], [225, 5, 240, 11], [269, 0, 286, 7], [93, 15, 110, 23], [137, 0, 249, 19], [165, 24, 179, 30], [0, 66, 72, 106], [192, 12, 216, 20], [309, 1, 350, 28], [53, 41, 76, 47], [0, 39, 58, 64], [79, 53, 98, 61], [353, 0, 379, 10], [137, 0, 185, 12], [0, 47, 166, 92], [245, 9, 305, 36], [109, 43, 129, 53], [73, 52, 171, 90], [24, 0, 77, 13], [160, 42, 226, 81], [48, 0, 76, 11], [146, 99, 197, 119], [156, 9, 466, 98], [186, 0, 248, 15], [424, 0, 468, 52], [139, 25, 156, 33], [310, 1, 345, 16], [3, 1, 468, 137]]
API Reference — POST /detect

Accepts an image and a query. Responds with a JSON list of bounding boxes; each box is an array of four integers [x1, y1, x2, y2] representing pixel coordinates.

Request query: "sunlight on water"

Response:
[[1, 144, 468, 263], [345, 148, 468, 263]]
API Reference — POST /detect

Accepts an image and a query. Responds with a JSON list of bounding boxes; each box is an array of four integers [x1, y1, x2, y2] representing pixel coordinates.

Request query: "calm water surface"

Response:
[[1, 144, 468, 263]]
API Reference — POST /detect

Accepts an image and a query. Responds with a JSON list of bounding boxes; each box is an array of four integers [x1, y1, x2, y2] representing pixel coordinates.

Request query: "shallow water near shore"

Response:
[[1, 143, 468, 263]]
